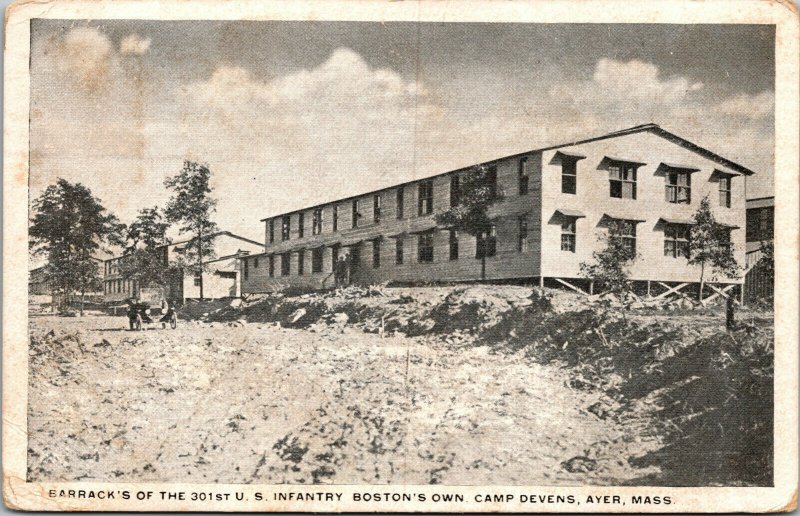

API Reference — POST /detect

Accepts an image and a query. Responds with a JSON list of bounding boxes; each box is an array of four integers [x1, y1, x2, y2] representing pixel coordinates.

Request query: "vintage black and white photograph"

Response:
[[5, 0, 798, 512]]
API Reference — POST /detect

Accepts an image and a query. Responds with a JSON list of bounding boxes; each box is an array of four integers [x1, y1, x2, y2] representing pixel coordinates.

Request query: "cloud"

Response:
[[46, 27, 114, 92], [120, 34, 151, 55], [715, 91, 775, 119]]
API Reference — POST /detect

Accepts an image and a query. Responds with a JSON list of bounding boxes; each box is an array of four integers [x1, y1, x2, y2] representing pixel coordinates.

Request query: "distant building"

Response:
[[241, 124, 752, 301], [744, 196, 774, 302], [745, 196, 774, 265], [103, 231, 263, 303], [29, 257, 106, 306]]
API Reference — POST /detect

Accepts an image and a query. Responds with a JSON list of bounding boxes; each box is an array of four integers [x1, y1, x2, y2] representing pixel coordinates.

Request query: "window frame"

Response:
[[719, 175, 732, 208], [396, 188, 405, 219], [332, 205, 338, 232], [418, 180, 434, 216], [608, 163, 638, 200], [269, 220, 275, 244], [280, 252, 290, 276], [449, 229, 459, 260], [352, 199, 360, 228], [374, 194, 382, 224], [297, 249, 305, 275], [281, 215, 291, 241], [417, 231, 434, 263], [560, 218, 576, 253], [268, 255, 275, 277], [666, 171, 692, 204], [561, 159, 577, 195], [311, 248, 323, 273], [609, 219, 637, 256], [519, 158, 529, 195], [372, 239, 381, 268], [518, 215, 529, 252], [395, 238, 404, 265], [663, 223, 691, 259], [312, 208, 324, 235], [298, 212, 305, 238], [476, 224, 497, 259], [450, 174, 460, 206]]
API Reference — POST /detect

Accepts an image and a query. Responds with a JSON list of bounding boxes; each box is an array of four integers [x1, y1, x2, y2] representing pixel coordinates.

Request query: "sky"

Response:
[[29, 21, 775, 243]]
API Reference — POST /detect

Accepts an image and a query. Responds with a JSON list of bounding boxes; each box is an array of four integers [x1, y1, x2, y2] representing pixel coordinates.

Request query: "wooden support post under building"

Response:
[[589, 280, 594, 295], [740, 284, 745, 306], [539, 276, 544, 289], [646, 280, 651, 298]]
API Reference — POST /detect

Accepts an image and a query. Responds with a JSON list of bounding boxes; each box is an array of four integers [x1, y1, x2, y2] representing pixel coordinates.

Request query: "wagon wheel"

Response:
[[135, 313, 143, 331], [129, 316, 136, 330], [170, 312, 177, 329]]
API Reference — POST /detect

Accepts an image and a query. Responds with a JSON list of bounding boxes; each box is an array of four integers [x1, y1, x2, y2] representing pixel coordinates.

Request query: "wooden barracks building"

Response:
[[241, 124, 752, 299]]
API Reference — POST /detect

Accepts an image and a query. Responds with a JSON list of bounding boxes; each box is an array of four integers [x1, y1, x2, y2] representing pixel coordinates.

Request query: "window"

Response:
[[418, 231, 434, 263], [759, 207, 774, 239], [312, 248, 323, 273], [450, 175, 460, 206], [610, 220, 637, 256], [518, 216, 529, 252], [194, 272, 202, 287], [269, 255, 275, 277], [476, 224, 497, 259], [351, 246, 361, 266], [297, 250, 305, 275], [664, 224, 690, 258], [330, 244, 340, 272], [372, 239, 381, 268], [281, 253, 290, 276], [560, 219, 576, 252], [269, 220, 275, 244], [395, 239, 404, 265], [332, 205, 338, 232], [719, 175, 732, 208], [244, 258, 249, 280], [609, 163, 637, 199], [254, 257, 259, 268], [374, 195, 382, 223], [486, 166, 498, 200], [418, 181, 434, 215], [312, 208, 323, 235], [562, 160, 577, 195], [281, 215, 291, 241], [298, 213, 305, 238], [449, 229, 459, 260], [519, 158, 530, 195], [666, 172, 691, 204], [352, 200, 360, 228], [396, 188, 405, 219]]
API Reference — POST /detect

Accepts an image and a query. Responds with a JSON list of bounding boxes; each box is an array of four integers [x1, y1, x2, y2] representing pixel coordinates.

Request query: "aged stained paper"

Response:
[[3, 0, 799, 512]]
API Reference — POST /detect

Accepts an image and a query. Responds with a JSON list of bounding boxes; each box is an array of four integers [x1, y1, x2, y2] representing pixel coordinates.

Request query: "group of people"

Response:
[[334, 254, 355, 287]]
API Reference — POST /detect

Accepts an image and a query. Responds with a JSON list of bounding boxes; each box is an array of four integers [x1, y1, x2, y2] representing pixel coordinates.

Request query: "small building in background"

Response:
[[103, 231, 263, 304], [744, 196, 774, 302]]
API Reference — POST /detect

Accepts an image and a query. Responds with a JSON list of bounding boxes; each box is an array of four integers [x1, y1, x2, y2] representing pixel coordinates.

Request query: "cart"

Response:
[[127, 302, 177, 330]]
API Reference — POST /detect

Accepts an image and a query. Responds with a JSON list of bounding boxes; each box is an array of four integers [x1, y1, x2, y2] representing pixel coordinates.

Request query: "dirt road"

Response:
[[28, 314, 659, 485]]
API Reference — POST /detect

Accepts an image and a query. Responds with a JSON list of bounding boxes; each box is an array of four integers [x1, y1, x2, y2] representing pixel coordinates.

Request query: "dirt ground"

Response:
[[28, 313, 662, 485]]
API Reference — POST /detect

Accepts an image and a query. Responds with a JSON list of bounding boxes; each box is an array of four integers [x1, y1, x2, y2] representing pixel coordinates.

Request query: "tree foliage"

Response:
[[29, 178, 123, 312], [757, 240, 774, 281], [580, 220, 639, 295], [435, 165, 504, 278], [116, 207, 173, 292], [164, 161, 219, 298], [689, 195, 740, 301]]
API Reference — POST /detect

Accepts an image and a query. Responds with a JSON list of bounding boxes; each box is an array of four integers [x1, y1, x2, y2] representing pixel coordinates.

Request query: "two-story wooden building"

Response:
[[103, 231, 263, 303], [241, 124, 752, 299]]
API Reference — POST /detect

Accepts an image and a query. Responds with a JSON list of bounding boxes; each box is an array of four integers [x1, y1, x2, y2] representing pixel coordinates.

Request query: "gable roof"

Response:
[[259, 123, 756, 221]]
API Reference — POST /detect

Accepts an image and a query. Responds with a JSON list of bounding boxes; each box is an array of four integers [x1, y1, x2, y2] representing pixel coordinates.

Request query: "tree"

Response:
[[164, 161, 219, 299], [757, 240, 774, 281], [580, 220, 639, 296], [689, 195, 740, 302], [116, 207, 173, 297], [29, 179, 123, 314], [435, 165, 503, 279]]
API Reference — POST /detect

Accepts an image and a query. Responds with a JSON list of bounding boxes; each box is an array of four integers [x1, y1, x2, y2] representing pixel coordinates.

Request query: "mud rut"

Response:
[[28, 315, 661, 485]]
